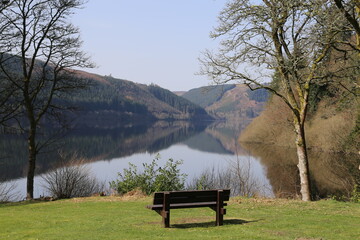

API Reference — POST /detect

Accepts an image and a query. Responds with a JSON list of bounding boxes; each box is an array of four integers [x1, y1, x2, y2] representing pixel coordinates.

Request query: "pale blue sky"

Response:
[[72, 0, 227, 91]]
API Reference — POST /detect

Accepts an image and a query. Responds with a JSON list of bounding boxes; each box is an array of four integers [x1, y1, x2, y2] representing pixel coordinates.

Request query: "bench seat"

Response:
[[146, 189, 230, 227], [147, 201, 228, 210]]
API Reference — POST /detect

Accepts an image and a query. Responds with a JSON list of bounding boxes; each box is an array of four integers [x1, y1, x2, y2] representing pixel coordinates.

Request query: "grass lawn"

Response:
[[0, 196, 359, 240]]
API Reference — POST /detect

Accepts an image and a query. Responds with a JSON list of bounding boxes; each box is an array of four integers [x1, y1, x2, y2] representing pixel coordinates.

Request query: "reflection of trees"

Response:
[[241, 143, 359, 199], [311, 151, 360, 198], [0, 121, 207, 181]]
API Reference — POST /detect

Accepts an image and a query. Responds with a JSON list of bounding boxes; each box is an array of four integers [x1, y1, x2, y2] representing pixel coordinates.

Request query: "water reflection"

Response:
[[0, 120, 358, 200], [241, 143, 360, 199], [0, 121, 208, 180]]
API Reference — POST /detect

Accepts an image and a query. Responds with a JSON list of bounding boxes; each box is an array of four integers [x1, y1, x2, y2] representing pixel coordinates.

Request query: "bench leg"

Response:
[[162, 192, 170, 228], [162, 210, 170, 228], [216, 207, 227, 226], [216, 190, 225, 226]]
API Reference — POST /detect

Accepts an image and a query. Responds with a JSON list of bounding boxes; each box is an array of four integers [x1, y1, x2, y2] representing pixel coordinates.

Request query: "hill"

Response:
[[181, 84, 237, 108], [240, 83, 359, 153], [181, 84, 269, 121], [0, 56, 213, 129], [51, 71, 213, 128]]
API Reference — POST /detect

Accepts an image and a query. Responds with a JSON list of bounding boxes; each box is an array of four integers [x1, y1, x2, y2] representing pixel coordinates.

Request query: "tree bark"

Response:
[[26, 121, 37, 200], [294, 120, 312, 201]]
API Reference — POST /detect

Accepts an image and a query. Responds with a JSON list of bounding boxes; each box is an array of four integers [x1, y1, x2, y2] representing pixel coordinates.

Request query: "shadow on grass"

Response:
[[171, 219, 260, 229]]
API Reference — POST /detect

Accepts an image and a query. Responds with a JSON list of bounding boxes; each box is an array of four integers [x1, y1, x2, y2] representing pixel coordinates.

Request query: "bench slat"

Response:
[[147, 202, 228, 210], [152, 189, 230, 204]]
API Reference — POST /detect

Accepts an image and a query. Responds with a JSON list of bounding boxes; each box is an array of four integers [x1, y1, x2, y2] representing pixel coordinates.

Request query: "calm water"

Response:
[[0, 120, 358, 200]]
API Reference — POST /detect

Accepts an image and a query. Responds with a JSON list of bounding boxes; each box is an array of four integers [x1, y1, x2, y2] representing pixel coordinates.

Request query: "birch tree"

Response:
[[199, 0, 357, 201], [0, 0, 93, 199]]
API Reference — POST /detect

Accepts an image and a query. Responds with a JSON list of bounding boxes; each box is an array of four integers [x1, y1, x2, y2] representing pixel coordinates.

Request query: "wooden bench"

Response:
[[146, 189, 230, 228]]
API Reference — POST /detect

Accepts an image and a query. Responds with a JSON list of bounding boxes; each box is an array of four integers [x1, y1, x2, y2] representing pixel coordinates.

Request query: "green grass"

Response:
[[0, 197, 359, 240]]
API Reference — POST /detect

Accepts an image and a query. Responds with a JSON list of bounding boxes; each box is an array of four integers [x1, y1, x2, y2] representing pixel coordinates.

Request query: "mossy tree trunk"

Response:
[[294, 116, 312, 201]]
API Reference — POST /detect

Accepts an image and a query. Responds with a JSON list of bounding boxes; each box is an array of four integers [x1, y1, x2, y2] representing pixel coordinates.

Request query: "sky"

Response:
[[71, 0, 227, 91]]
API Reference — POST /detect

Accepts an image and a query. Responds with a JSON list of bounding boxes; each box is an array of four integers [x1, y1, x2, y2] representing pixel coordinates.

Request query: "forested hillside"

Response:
[[0, 61, 213, 129], [147, 84, 209, 119], [64, 72, 212, 128]]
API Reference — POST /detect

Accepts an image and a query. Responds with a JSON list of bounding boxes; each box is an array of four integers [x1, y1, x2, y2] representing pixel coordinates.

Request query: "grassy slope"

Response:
[[0, 197, 359, 240]]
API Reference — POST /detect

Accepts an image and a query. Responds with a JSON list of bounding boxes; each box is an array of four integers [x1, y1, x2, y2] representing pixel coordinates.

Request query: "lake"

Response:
[[0, 120, 358, 201]]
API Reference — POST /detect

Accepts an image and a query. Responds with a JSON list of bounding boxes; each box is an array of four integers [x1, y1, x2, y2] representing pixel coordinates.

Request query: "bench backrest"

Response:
[[152, 189, 230, 205]]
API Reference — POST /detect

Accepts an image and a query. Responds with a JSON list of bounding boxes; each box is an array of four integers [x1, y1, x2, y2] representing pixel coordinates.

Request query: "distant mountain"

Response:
[[173, 91, 186, 96], [181, 84, 269, 121], [181, 85, 236, 108]]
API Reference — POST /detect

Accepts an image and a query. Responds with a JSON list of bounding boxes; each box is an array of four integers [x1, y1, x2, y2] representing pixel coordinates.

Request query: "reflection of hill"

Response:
[[0, 121, 208, 181], [182, 132, 232, 155], [184, 119, 256, 156], [240, 143, 359, 198], [181, 121, 252, 155], [204, 121, 250, 155], [98, 121, 207, 159]]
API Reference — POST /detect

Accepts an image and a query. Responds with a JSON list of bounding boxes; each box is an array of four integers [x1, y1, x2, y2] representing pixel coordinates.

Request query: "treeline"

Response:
[[64, 78, 149, 115], [62, 76, 214, 123], [246, 88, 269, 103], [147, 84, 210, 118]]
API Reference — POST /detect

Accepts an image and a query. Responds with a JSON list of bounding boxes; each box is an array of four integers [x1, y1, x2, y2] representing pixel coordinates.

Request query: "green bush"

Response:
[[109, 154, 187, 195]]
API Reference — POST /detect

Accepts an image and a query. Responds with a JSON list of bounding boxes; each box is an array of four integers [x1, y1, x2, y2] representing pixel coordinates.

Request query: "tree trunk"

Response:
[[294, 120, 312, 201], [354, 4, 360, 55], [26, 122, 37, 200]]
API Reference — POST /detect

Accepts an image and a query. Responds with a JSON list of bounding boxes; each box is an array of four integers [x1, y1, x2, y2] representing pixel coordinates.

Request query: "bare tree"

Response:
[[0, 1, 18, 126], [0, 180, 20, 202], [333, 0, 360, 43], [0, 0, 94, 199], [199, 0, 358, 201], [333, 0, 360, 94], [0, 0, 10, 10]]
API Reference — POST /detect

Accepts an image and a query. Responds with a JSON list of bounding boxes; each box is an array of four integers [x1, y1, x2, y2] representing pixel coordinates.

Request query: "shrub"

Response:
[[187, 167, 231, 191], [41, 155, 105, 199], [109, 154, 187, 195], [0, 180, 19, 202], [188, 157, 270, 197]]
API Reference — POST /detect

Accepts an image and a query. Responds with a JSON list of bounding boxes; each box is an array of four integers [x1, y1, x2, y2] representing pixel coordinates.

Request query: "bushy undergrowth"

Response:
[[41, 156, 105, 199], [110, 154, 187, 195], [350, 184, 360, 203], [0, 180, 19, 202]]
